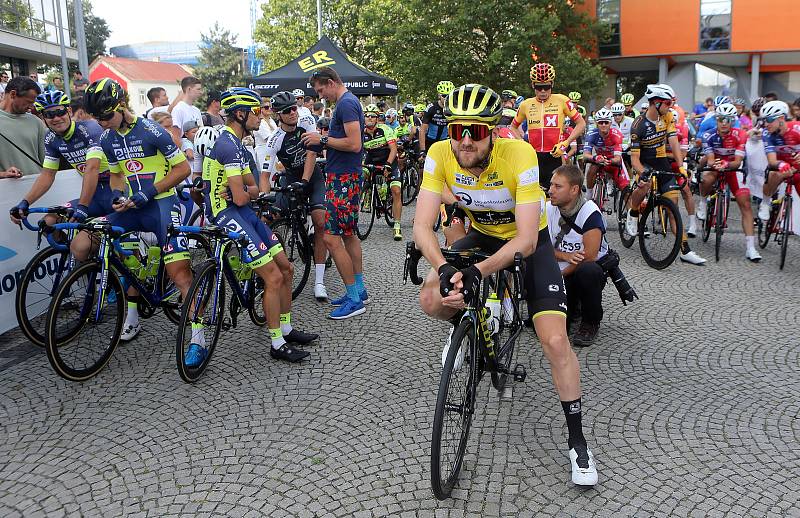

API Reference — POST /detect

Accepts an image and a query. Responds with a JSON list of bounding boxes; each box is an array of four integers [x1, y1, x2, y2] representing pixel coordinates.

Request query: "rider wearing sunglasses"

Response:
[[759, 100, 800, 221], [625, 83, 706, 265], [511, 63, 586, 190], [413, 84, 598, 487], [9, 89, 126, 231], [363, 103, 403, 241]]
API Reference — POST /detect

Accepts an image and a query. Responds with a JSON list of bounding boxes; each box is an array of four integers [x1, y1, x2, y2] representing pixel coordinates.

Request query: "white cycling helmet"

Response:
[[291, 88, 306, 98], [715, 103, 738, 118], [644, 83, 675, 100], [610, 102, 626, 115], [640, 101, 649, 110], [594, 107, 613, 121], [194, 125, 221, 157], [760, 100, 790, 119], [386, 108, 398, 118], [714, 95, 731, 106]]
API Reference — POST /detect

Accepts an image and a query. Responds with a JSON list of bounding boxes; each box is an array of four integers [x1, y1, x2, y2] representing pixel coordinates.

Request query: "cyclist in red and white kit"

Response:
[[582, 108, 628, 194], [697, 103, 761, 262], [758, 100, 800, 221]]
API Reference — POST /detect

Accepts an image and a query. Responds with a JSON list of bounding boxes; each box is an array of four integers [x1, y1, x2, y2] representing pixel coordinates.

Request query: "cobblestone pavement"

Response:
[[1, 202, 799, 518]]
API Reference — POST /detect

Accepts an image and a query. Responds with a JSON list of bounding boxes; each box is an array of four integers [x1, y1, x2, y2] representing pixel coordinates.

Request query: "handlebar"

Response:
[[50, 221, 131, 256], [171, 224, 248, 245]]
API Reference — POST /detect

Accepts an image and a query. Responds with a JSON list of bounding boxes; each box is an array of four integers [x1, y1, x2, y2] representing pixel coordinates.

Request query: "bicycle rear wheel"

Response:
[[780, 196, 792, 270], [702, 196, 713, 242], [384, 188, 394, 228], [591, 179, 605, 212], [15, 247, 71, 347], [44, 262, 125, 381], [714, 193, 725, 262], [356, 185, 376, 240], [431, 318, 477, 500], [176, 260, 225, 383], [758, 202, 776, 249], [638, 196, 682, 270], [247, 276, 266, 326], [617, 188, 635, 248], [271, 219, 311, 299]]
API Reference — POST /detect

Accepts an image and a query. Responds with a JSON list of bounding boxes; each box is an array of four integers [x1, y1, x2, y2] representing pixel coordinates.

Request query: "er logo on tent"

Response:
[[298, 51, 336, 73]]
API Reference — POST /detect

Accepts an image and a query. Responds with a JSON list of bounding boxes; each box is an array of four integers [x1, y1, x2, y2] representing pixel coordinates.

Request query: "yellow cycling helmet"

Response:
[[568, 91, 582, 102], [620, 93, 635, 106], [436, 81, 455, 96], [444, 84, 503, 125], [530, 63, 556, 83], [364, 103, 379, 115], [414, 103, 426, 113]]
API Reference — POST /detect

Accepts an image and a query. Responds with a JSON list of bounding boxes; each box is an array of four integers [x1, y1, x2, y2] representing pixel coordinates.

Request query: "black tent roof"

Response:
[[249, 36, 398, 97]]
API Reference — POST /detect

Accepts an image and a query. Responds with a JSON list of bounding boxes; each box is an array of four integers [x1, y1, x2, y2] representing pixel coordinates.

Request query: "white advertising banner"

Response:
[[0, 170, 84, 335]]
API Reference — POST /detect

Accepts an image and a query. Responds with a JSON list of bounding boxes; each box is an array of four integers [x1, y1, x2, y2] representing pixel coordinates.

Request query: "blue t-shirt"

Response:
[[327, 90, 365, 175]]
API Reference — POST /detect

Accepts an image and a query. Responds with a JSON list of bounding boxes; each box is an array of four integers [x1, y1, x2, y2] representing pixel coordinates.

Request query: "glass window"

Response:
[[694, 64, 737, 106], [597, 0, 620, 57], [700, 0, 731, 51], [139, 89, 147, 107]]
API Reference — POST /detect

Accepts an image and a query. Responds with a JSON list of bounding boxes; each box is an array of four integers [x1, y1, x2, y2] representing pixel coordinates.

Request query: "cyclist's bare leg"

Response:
[[585, 164, 598, 191], [253, 259, 284, 330], [698, 171, 715, 197], [271, 250, 295, 313], [165, 259, 193, 300], [736, 192, 755, 236], [419, 268, 460, 321], [443, 218, 466, 247], [627, 181, 650, 209], [663, 190, 688, 244], [323, 234, 355, 284], [534, 313, 581, 400], [680, 181, 695, 215], [311, 208, 327, 264], [391, 184, 402, 222]]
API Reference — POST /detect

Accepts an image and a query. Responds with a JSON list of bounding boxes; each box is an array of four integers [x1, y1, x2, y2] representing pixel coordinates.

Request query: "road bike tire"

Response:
[[383, 188, 394, 228], [271, 219, 311, 300], [44, 261, 125, 382], [780, 196, 792, 270], [702, 196, 713, 243], [431, 318, 477, 501], [402, 165, 420, 206], [617, 188, 635, 248], [247, 276, 266, 326], [591, 179, 605, 212], [714, 193, 725, 262], [15, 247, 71, 347], [176, 260, 225, 383], [491, 274, 521, 392], [356, 186, 376, 240], [638, 196, 682, 270], [758, 203, 776, 249]]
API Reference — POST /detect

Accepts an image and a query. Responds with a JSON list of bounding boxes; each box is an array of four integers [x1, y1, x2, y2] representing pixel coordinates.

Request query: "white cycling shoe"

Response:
[[441, 326, 463, 371], [120, 321, 141, 342], [746, 248, 762, 263], [570, 444, 598, 486], [314, 283, 328, 302], [679, 250, 707, 265], [625, 214, 638, 236]]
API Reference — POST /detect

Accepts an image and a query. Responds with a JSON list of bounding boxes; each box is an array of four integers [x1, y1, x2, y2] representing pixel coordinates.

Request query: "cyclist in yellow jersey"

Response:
[[413, 84, 598, 486]]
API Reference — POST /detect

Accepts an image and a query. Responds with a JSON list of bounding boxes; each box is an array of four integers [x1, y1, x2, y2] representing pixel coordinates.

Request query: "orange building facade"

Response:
[[582, 0, 800, 107]]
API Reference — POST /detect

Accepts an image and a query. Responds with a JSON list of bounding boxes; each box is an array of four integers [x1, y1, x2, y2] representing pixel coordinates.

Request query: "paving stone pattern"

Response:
[[1, 203, 799, 518]]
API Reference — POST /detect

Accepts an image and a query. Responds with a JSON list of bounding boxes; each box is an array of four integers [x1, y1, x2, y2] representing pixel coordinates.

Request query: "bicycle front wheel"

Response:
[[44, 262, 125, 381], [702, 196, 713, 242], [714, 193, 725, 262], [638, 196, 683, 270], [431, 318, 477, 500], [780, 196, 792, 270], [176, 260, 225, 383], [15, 247, 71, 347]]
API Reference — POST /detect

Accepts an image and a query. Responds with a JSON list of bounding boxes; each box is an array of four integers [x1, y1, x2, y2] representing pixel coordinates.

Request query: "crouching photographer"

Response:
[[547, 165, 637, 346]]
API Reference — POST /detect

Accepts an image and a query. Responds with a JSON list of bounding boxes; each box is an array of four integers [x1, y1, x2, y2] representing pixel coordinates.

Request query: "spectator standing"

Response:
[[170, 76, 204, 142], [29, 72, 45, 92], [253, 97, 277, 174], [151, 111, 182, 148], [71, 70, 89, 97], [0, 72, 8, 100], [144, 86, 169, 119], [202, 91, 224, 126], [69, 98, 92, 121], [46, 75, 65, 93], [546, 165, 609, 346], [0, 77, 46, 177], [312, 101, 324, 122], [302, 66, 367, 320], [791, 97, 800, 121]]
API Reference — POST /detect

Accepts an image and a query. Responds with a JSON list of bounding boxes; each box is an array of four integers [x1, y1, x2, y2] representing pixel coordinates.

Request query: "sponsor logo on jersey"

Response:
[[454, 173, 476, 186], [544, 114, 558, 127], [125, 160, 144, 173], [453, 188, 514, 210], [485, 181, 504, 187], [519, 167, 540, 186], [487, 172, 498, 181]]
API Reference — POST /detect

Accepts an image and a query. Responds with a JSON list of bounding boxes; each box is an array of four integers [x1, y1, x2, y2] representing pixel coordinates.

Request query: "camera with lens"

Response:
[[595, 249, 638, 305]]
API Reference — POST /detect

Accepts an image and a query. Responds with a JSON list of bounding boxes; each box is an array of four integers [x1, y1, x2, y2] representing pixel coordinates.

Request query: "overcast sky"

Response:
[[94, 1, 255, 49]]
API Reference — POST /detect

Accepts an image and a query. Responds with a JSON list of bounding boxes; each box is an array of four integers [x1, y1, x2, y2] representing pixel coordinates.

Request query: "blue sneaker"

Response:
[[328, 298, 366, 320], [331, 290, 370, 307], [184, 343, 208, 368]]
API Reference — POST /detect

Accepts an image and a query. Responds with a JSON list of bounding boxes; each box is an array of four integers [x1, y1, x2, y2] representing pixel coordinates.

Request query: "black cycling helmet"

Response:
[[317, 116, 331, 130], [402, 102, 415, 116], [83, 78, 125, 117], [270, 91, 296, 113]]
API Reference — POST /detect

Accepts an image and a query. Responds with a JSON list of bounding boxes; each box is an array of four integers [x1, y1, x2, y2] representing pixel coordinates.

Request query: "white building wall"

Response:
[[128, 81, 182, 118]]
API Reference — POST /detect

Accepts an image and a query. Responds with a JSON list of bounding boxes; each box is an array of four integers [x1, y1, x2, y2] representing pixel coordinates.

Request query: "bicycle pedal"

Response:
[[512, 363, 527, 382], [221, 317, 233, 331]]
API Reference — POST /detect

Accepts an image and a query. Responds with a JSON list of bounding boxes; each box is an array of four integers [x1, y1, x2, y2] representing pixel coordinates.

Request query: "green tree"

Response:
[[195, 23, 246, 98], [67, 0, 110, 63], [253, 0, 317, 72]]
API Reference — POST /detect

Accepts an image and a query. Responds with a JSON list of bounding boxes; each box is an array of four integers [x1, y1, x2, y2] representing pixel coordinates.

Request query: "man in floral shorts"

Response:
[[302, 67, 368, 319]]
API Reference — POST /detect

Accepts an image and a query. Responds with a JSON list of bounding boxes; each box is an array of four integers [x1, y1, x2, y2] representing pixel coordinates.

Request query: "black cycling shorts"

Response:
[[449, 227, 567, 318], [276, 168, 326, 211], [640, 157, 679, 194], [536, 152, 562, 191]]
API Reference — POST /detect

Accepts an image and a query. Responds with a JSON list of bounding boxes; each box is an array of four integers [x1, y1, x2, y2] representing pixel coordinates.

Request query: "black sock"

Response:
[[681, 241, 690, 254], [629, 209, 639, 217], [561, 398, 586, 449]]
